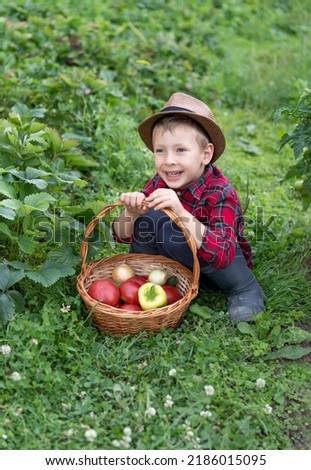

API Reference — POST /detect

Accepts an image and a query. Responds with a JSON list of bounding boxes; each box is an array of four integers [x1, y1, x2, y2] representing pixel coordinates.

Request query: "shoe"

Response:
[[227, 280, 266, 324], [200, 245, 266, 324]]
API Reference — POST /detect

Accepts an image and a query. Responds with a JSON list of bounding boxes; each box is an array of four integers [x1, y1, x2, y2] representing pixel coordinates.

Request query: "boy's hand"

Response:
[[119, 191, 149, 215], [145, 189, 184, 214]]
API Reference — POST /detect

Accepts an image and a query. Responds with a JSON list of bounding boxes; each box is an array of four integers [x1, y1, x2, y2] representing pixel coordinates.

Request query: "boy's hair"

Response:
[[152, 115, 211, 150]]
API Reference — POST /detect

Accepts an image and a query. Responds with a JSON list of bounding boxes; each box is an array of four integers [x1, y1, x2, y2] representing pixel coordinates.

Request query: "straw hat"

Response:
[[138, 92, 226, 162]]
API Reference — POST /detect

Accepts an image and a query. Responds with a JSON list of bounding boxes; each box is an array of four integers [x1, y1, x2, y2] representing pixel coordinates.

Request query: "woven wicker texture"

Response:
[[77, 201, 200, 335]]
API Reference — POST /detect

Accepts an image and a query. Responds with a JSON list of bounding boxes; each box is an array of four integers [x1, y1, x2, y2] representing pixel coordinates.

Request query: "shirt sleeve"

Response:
[[196, 188, 241, 269]]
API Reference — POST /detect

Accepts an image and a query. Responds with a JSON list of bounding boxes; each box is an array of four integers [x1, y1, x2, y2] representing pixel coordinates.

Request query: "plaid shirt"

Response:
[[141, 164, 253, 269]]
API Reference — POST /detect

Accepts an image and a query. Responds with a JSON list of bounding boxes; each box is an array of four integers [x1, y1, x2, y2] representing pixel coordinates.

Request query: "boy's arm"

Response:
[[113, 191, 148, 239]]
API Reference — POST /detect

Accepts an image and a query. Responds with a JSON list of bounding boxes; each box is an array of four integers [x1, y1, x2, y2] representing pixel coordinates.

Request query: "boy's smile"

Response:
[[152, 125, 214, 189]]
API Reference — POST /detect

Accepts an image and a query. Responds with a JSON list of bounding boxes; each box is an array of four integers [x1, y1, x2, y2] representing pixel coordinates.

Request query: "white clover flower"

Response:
[[60, 304, 71, 313], [85, 429, 97, 442], [13, 408, 23, 416], [204, 385, 215, 396], [123, 427, 132, 436], [78, 391, 87, 398], [64, 429, 74, 438], [263, 404, 273, 414], [145, 406, 157, 417], [1, 344, 11, 355], [164, 395, 174, 408], [112, 439, 121, 447], [200, 410, 212, 418], [10, 372, 21, 381], [2, 434, 8, 440], [256, 378, 266, 389], [184, 427, 194, 440], [122, 434, 132, 444], [137, 360, 148, 369], [61, 403, 71, 411], [168, 368, 176, 377]]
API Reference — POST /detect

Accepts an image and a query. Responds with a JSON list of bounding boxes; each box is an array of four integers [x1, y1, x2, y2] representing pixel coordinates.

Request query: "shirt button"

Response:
[[176, 191, 182, 196]]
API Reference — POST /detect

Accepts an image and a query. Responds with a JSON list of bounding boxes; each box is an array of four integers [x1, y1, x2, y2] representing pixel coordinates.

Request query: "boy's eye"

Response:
[[155, 148, 164, 154], [177, 147, 186, 152]]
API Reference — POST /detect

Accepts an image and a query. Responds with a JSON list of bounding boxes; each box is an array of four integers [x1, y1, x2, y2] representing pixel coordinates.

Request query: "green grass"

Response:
[[0, 0, 311, 450]]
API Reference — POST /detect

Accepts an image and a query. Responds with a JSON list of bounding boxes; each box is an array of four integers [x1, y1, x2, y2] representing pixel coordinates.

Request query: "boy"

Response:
[[113, 92, 266, 324]]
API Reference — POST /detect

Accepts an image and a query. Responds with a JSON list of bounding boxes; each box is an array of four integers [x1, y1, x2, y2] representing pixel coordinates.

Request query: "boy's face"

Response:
[[152, 125, 214, 189]]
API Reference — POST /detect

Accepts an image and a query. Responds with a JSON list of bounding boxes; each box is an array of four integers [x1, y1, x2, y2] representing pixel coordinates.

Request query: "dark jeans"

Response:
[[129, 209, 219, 289]]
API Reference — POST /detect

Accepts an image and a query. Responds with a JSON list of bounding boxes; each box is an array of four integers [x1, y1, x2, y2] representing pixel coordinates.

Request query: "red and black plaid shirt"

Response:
[[141, 165, 253, 269]]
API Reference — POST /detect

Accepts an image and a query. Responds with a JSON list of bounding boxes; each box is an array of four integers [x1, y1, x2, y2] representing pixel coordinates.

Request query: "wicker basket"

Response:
[[76, 201, 200, 335]]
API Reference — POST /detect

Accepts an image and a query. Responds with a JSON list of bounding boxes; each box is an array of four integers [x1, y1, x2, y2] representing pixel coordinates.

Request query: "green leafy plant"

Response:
[[0, 109, 90, 323], [0, 264, 25, 324], [274, 89, 311, 210]]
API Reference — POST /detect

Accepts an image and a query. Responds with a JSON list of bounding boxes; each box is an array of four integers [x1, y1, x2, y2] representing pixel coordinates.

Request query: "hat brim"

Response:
[[138, 110, 226, 162]]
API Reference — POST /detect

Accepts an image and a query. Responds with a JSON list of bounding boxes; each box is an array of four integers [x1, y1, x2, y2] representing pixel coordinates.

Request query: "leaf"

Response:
[[8, 167, 50, 189], [43, 260, 76, 278], [17, 235, 37, 254], [23, 193, 55, 211], [0, 207, 16, 220], [63, 153, 99, 168], [290, 123, 310, 159], [7, 131, 20, 147], [27, 108, 47, 119], [8, 112, 22, 126], [26, 268, 62, 287], [188, 303, 214, 319], [8, 290, 25, 313], [0, 293, 15, 324], [268, 325, 281, 340], [0, 222, 13, 238], [8, 260, 31, 270], [61, 138, 79, 151], [45, 127, 62, 153], [16, 204, 40, 217], [86, 200, 107, 215], [0, 264, 25, 291], [136, 59, 151, 65], [265, 345, 311, 361], [236, 322, 257, 337], [27, 121, 46, 133], [9, 103, 46, 119], [56, 172, 86, 186], [25, 166, 51, 178], [26, 260, 75, 287], [0, 181, 16, 198], [47, 245, 80, 266], [25, 178, 48, 190], [58, 72, 79, 88], [277, 327, 311, 346], [0, 198, 22, 210]]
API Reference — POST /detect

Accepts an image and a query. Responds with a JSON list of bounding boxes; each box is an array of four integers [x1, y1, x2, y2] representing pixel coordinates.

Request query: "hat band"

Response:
[[160, 106, 193, 113], [159, 105, 211, 142]]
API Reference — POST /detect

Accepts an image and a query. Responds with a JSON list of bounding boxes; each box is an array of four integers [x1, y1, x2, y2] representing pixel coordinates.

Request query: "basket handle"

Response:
[[80, 200, 200, 286]]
